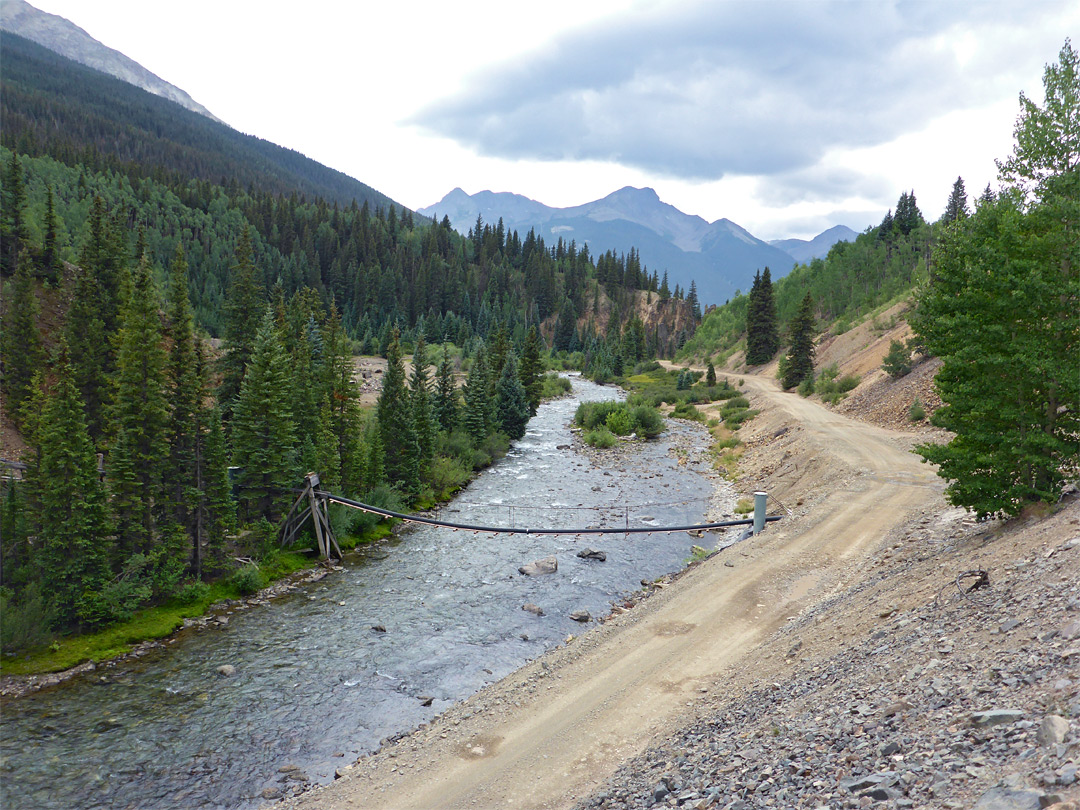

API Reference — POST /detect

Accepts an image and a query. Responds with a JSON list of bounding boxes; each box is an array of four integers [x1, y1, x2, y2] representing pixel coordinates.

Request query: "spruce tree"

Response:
[[40, 184, 61, 284], [942, 176, 970, 222], [687, 280, 702, 320], [495, 354, 530, 440], [231, 309, 298, 522], [37, 342, 113, 626], [1, 251, 44, 418], [219, 227, 265, 417], [376, 328, 420, 495], [462, 345, 492, 443], [745, 267, 779, 365], [410, 335, 436, 467], [782, 293, 816, 389], [199, 406, 236, 574], [0, 151, 30, 276], [706, 362, 717, 387], [518, 325, 544, 415], [323, 302, 365, 494], [434, 344, 459, 432], [109, 255, 171, 562]]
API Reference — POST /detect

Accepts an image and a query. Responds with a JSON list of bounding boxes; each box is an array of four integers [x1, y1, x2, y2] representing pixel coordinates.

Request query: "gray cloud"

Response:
[[412, 0, 1068, 181]]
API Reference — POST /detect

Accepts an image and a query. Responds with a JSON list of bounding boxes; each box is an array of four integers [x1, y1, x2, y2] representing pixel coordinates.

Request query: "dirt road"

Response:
[[284, 373, 943, 810]]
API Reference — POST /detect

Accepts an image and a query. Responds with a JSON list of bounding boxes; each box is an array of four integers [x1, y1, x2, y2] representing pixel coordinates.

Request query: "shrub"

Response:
[[882, 339, 913, 378], [175, 579, 211, 606], [798, 375, 816, 397], [541, 373, 572, 399], [0, 583, 56, 652], [427, 455, 471, 498], [734, 497, 754, 514], [606, 408, 634, 435], [909, 399, 927, 422], [584, 428, 618, 448], [630, 405, 664, 438], [231, 563, 267, 596], [725, 396, 751, 409], [723, 408, 758, 429], [671, 401, 704, 421]]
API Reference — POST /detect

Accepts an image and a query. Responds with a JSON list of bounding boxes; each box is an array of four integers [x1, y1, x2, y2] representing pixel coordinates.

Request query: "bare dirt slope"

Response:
[[281, 373, 944, 810]]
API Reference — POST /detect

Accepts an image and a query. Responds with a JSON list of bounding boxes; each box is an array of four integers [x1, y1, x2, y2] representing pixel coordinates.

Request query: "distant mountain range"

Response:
[[0, 0, 223, 123], [769, 225, 860, 265], [420, 187, 858, 306]]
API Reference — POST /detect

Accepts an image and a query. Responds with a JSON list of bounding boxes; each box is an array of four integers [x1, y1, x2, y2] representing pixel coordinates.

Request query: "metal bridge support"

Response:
[[753, 491, 768, 535]]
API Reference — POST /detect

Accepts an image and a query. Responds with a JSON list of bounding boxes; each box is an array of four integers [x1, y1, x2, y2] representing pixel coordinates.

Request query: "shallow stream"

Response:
[[0, 376, 729, 809]]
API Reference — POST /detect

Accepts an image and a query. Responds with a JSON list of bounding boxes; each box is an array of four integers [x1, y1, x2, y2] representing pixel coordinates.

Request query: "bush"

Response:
[[606, 408, 634, 435], [541, 373, 572, 399], [427, 455, 471, 498], [584, 428, 618, 448], [725, 396, 751, 409], [816, 364, 861, 404], [798, 375, 816, 397], [631, 405, 664, 437], [0, 583, 56, 652], [882, 339, 913, 378], [671, 401, 704, 421], [723, 408, 758, 429], [231, 563, 267, 596], [909, 399, 927, 422], [175, 579, 211, 606]]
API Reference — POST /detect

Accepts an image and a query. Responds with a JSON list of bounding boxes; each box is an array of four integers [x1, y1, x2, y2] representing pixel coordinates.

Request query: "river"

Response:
[[0, 376, 731, 809]]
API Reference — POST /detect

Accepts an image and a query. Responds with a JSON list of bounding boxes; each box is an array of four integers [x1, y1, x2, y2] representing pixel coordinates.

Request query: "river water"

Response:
[[0, 377, 729, 810]]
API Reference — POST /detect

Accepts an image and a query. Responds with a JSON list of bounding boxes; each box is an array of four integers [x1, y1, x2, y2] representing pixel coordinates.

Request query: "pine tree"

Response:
[[495, 354, 530, 440], [0, 151, 30, 276], [323, 302, 365, 494], [782, 293, 816, 389], [1, 251, 44, 418], [219, 227, 265, 417], [410, 335, 436, 467], [37, 342, 113, 626], [687, 280, 702, 320], [706, 362, 717, 387], [659, 271, 671, 301], [231, 309, 298, 522], [109, 255, 171, 561], [518, 325, 544, 415], [462, 345, 492, 443], [199, 406, 236, 575], [745, 267, 779, 365], [40, 184, 61, 283], [376, 328, 420, 495], [942, 176, 970, 222], [434, 344, 459, 432]]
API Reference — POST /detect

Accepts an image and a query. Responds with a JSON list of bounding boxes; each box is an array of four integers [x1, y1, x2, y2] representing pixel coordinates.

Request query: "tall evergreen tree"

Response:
[[0, 151, 30, 276], [495, 354, 530, 440], [323, 302, 365, 493], [745, 267, 779, 365], [40, 184, 61, 283], [687, 280, 702, 320], [942, 176, 970, 222], [462, 344, 492, 443], [434, 344, 459, 432], [376, 328, 420, 495], [410, 335, 436, 467], [219, 227, 265, 416], [108, 255, 171, 561], [37, 343, 112, 626], [782, 292, 816, 389], [1, 251, 44, 418], [518, 325, 544, 415], [231, 309, 298, 522]]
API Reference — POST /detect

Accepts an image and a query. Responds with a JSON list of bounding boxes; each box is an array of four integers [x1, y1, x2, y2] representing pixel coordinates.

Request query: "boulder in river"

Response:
[[570, 610, 592, 623], [216, 664, 236, 677], [577, 548, 607, 562], [522, 603, 545, 616], [371, 624, 387, 633], [519, 556, 558, 576]]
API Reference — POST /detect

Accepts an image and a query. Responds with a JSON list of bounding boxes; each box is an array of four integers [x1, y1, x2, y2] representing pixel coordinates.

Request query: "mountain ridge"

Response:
[[0, 0, 223, 124]]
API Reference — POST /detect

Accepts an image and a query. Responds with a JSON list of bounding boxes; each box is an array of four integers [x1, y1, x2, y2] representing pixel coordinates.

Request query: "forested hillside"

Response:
[[0, 32, 698, 659], [679, 188, 935, 363]]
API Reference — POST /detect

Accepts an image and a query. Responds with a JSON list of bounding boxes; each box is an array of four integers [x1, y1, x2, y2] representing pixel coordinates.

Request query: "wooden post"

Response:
[[278, 472, 340, 560]]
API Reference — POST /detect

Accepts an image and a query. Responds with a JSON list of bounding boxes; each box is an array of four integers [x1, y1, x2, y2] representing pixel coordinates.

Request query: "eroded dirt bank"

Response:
[[271, 371, 1080, 810]]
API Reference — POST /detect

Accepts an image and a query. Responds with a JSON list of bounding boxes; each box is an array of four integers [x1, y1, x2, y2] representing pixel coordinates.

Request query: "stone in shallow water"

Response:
[[216, 664, 236, 677], [518, 556, 558, 576]]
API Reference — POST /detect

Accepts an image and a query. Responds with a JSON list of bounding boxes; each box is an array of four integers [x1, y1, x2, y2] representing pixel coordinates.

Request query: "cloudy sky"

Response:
[[23, 0, 1078, 240]]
